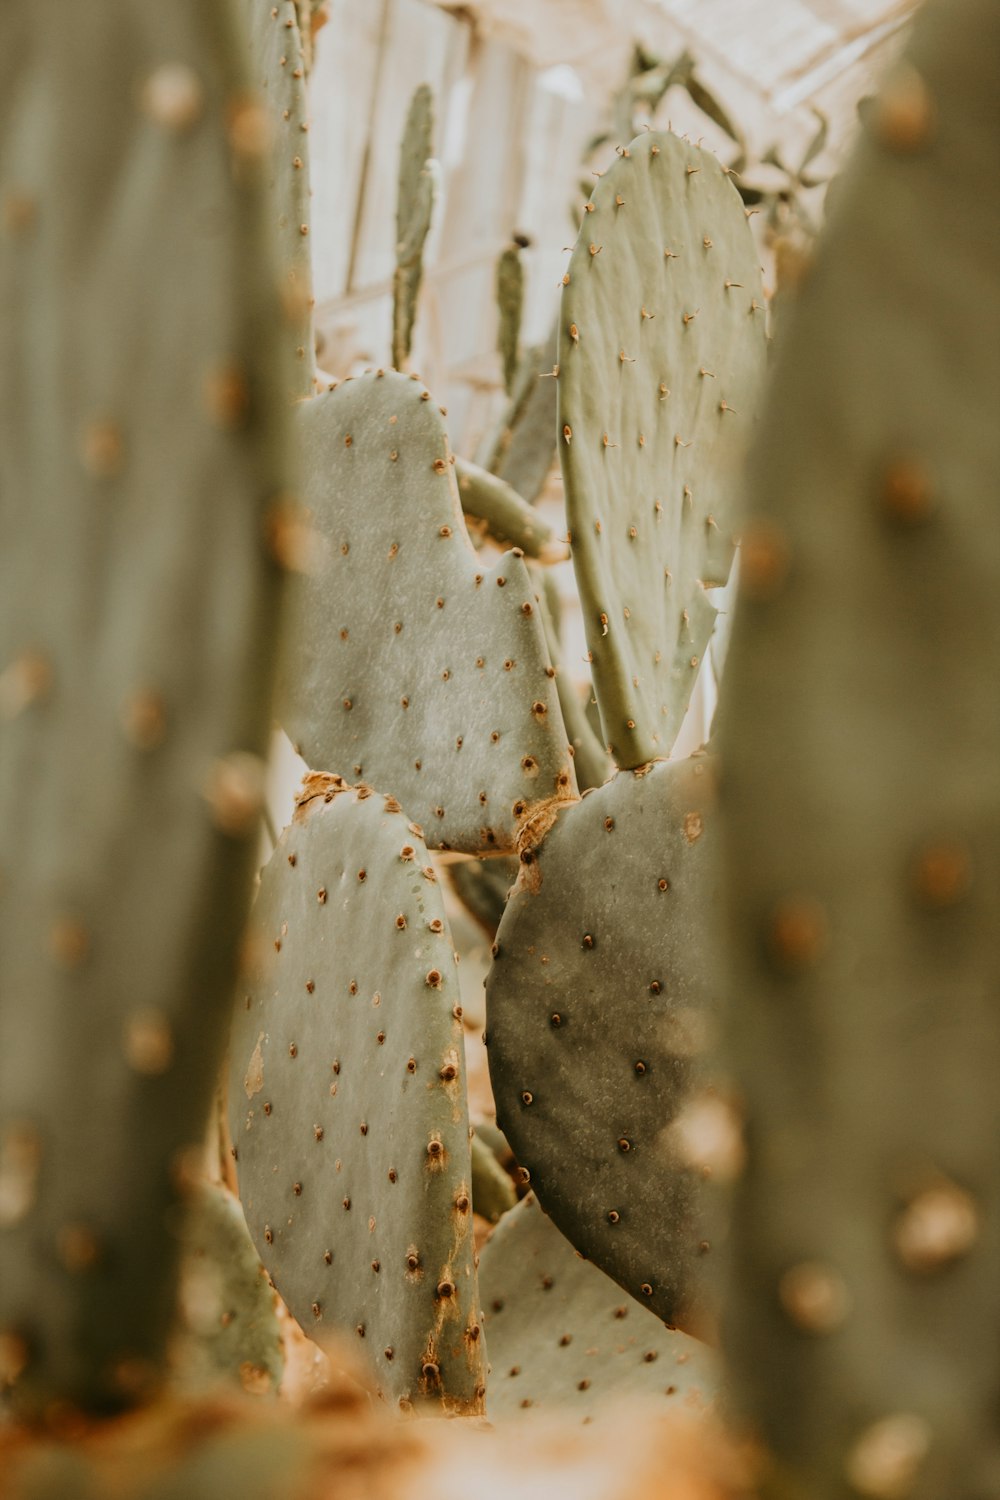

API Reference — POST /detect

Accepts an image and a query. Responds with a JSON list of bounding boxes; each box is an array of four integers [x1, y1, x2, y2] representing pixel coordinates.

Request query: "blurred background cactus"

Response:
[[5, 0, 996, 1497]]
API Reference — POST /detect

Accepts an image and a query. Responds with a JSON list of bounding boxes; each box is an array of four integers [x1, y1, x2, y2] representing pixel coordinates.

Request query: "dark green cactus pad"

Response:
[[453, 455, 562, 561], [718, 0, 1000, 1492], [0, 5, 288, 1416], [392, 84, 436, 371], [247, 0, 315, 399], [279, 370, 576, 853], [171, 1182, 283, 1397], [228, 776, 486, 1413], [481, 1194, 718, 1421], [559, 130, 767, 768], [485, 755, 719, 1328]]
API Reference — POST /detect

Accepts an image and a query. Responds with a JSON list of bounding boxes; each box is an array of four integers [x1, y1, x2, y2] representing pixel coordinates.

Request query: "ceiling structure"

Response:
[[431, 0, 920, 165]]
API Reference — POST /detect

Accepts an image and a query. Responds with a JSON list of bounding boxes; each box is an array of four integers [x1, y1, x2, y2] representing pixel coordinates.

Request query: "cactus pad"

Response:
[[248, 0, 315, 399], [392, 84, 436, 371], [454, 455, 562, 561], [446, 857, 516, 938], [480, 1194, 718, 1421], [477, 327, 559, 506], [558, 130, 767, 767], [534, 571, 613, 794], [496, 242, 524, 396], [718, 0, 1000, 1489], [228, 775, 486, 1412], [485, 756, 720, 1328], [279, 370, 576, 853], [171, 1182, 283, 1397], [0, 3, 288, 1414], [470, 1133, 517, 1224]]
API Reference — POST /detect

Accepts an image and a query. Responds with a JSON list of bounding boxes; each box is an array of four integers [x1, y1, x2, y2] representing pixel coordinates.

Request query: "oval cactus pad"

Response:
[[485, 756, 719, 1328], [229, 775, 485, 1412], [559, 130, 767, 767], [279, 370, 576, 852], [480, 1194, 718, 1422]]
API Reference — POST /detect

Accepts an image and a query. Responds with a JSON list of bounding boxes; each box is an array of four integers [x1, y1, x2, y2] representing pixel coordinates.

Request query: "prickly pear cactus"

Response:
[[470, 1134, 517, 1224], [392, 83, 436, 371], [3, 1422, 319, 1500], [534, 571, 613, 794], [481, 1194, 718, 1421], [228, 776, 486, 1413], [454, 455, 563, 562], [485, 755, 720, 1329], [718, 0, 1000, 1493], [171, 1182, 283, 1397], [446, 856, 516, 938], [559, 130, 767, 767], [278, 370, 576, 854], [477, 327, 559, 506], [0, 3, 289, 1415], [247, 0, 315, 399], [496, 241, 524, 396]]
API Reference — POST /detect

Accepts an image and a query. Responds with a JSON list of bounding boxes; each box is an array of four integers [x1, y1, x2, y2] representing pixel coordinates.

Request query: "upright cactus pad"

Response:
[[247, 0, 315, 399], [485, 756, 720, 1328], [559, 130, 767, 767], [477, 327, 559, 506], [228, 777, 486, 1413], [496, 242, 524, 396], [446, 856, 516, 938], [718, 0, 1000, 1492], [534, 570, 613, 794], [481, 1194, 718, 1422], [279, 370, 576, 853], [0, 2, 288, 1414], [171, 1182, 283, 1397], [392, 83, 436, 371]]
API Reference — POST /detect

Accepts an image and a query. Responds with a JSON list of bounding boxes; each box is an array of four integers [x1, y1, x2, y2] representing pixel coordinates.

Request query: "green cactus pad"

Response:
[[558, 130, 767, 767], [481, 1194, 718, 1421], [534, 570, 613, 794], [446, 857, 516, 938], [485, 756, 719, 1328], [279, 370, 576, 853], [470, 1134, 517, 1224], [2, 1411, 331, 1500], [477, 327, 559, 506], [228, 776, 486, 1413], [496, 243, 524, 396], [248, 0, 315, 399], [171, 1182, 283, 1397], [0, 4, 288, 1415], [392, 84, 436, 371], [718, 0, 1000, 1491], [453, 455, 563, 561]]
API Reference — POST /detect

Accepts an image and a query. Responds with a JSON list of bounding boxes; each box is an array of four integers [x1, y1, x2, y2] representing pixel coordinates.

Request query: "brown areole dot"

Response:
[[767, 895, 828, 972], [912, 839, 971, 907]]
